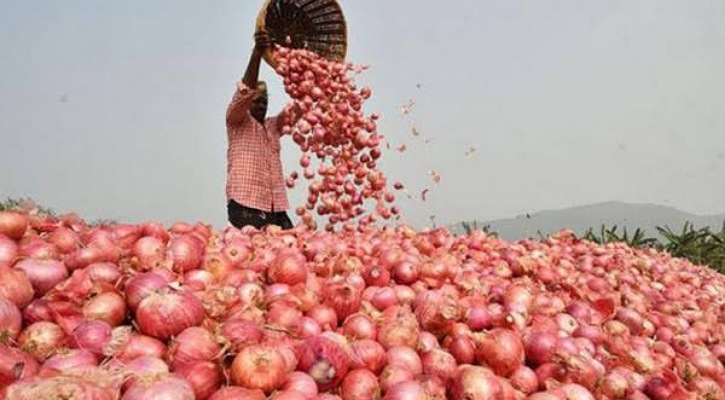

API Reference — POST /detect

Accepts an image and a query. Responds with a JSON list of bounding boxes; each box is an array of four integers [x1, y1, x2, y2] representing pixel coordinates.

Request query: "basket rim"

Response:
[[255, 0, 348, 68]]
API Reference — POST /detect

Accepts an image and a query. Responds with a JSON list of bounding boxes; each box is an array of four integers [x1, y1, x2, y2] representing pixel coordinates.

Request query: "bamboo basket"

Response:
[[255, 0, 347, 68]]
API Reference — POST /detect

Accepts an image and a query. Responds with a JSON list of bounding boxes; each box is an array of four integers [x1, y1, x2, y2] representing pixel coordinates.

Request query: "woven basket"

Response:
[[255, 0, 347, 68]]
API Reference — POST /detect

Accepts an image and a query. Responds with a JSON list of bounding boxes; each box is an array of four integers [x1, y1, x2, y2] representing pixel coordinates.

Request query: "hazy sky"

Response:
[[1, 1, 724, 229]]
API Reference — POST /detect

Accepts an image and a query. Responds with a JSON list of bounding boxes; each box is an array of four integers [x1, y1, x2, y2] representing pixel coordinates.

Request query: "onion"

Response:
[[175, 361, 223, 400], [420, 349, 457, 385], [121, 356, 169, 390], [268, 250, 308, 285], [86, 262, 121, 284], [382, 380, 426, 400], [324, 277, 363, 322], [342, 313, 377, 340], [379, 366, 413, 393], [0, 298, 22, 341], [135, 288, 205, 339], [18, 321, 67, 361], [122, 374, 195, 400], [208, 387, 266, 400], [449, 365, 503, 400], [83, 291, 127, 326], [71, 320, 112, 356], [167, 234, 205, 272], [41, 349, 98, 375], [474, 328, 525, 377], [296, 335, 351, 392], [0, 211, 28, 240], [167, 326, 221, 370], [510, 365, 538, 395], [4, 376, 115, 400], [133, 236, 166, 269], [0, 344, 40, 387], [222, 319, 264, 352], [340, 369, 380, 400], [370, 287, 397, 310], [283, 371, 319, 399], [523, 331, 558, 366], [47, 227, 80, 254], [386, 346, 422, 375], [348, 339, 386, 374], [0, 266, 35, 308], [13, 258, 68, 294], [115, 333, 167, 362], [124, 272, 170, 311], [0, 235, 18, 267], [307, 304, 339, 330], [231, 344, 289, 394]]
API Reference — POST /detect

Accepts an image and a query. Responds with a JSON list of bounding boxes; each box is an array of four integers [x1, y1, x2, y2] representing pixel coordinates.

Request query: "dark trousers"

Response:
[[227, 199, 293, 230]]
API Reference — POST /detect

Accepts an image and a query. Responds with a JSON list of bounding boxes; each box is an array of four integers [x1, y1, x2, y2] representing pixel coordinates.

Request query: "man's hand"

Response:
[[254, 31, 272, 53]]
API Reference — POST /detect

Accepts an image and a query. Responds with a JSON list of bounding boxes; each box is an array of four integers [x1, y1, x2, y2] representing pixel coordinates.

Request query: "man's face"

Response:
[[251, 87, 268, 122]]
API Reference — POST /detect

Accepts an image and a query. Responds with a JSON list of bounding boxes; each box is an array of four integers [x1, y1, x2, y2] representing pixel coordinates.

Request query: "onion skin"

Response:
[[175, 361, 223, 400], [0, 298, 22, 341], [135, 289, 205, 340], [231, 345, 289, 394], [17, 321, 67, 361], [449, 365, 503, 400], [167, 326, 221, 370], [0, 212, 28, 240], [13, 258, 68, 295], [0, 344, 40, 387], [208, 387, 266, 400], [340, 368, 380, 400], [122, 374, 195, 400], [296, 335, 351, 392]]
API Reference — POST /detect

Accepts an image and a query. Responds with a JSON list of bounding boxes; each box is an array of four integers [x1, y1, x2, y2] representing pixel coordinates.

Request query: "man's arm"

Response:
[[226, 33, 271, 126]]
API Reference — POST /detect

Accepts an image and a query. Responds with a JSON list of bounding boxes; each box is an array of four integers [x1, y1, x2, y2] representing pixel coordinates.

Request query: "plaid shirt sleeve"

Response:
[[226, 81, 256, 126]]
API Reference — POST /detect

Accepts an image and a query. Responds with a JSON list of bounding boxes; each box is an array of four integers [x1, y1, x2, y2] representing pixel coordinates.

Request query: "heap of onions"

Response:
[[1, 46, 725, 399]]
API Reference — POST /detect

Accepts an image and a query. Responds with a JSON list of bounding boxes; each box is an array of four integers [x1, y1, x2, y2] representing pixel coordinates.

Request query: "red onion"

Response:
[[296, 335, 351, 392], [0, 344, 40, 387], [83, 291, 127, 326], [370, 287, 397, 310], [124, 272, 170, 311], [71, 320, 112, 356], [324, 277, 363, 322], [449, 365, 503, 400], [342, 313, 377, 340], [386, 346, 422, 375], [133, 236, 166, 269], [283, 371, 319, 399], [0, 235, 18, 267], [208, 387, 266, 400], [86, 262, 121, 284], [167, 234, 205, 272], [0, 298, 21, 341], [17, 321, 67, 361], [13, 258, 68, 294], [4, 375, 115, 400], [268, 250, 308, 285], [474, 328, 524, 377], [47, 226, 80, 254], [0, 211, 28, 240], [382, 380, 426, 400], [510, 365, 538, 395], [122, 374, 195, 400], [523, 331, 558, 366], [167, 326, 220, 370], [175, 361, 223, 400], [307, 304, 339, 330], [135, 288, 205, 339], [379, 366, 413, 392], [115, 333, 167, 362], [231, 345, 289, 394], [41, 348, 98, 375], [121, 356, 169, 390], [222, 319, 264, 352], [340, 368, 380, 400], [348, 339, 386, 374], [420, 349, 457, 385]]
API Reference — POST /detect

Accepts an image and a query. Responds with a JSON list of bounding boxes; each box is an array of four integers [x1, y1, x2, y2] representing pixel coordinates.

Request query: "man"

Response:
[[225, 33, 301, 230]]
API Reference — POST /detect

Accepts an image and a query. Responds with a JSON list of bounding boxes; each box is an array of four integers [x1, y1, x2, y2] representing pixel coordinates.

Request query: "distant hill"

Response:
[[450, 201, 725, 241]]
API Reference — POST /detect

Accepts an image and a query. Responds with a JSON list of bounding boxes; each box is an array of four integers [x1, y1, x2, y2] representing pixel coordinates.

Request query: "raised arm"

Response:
[[226, 33, 271, 125]]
